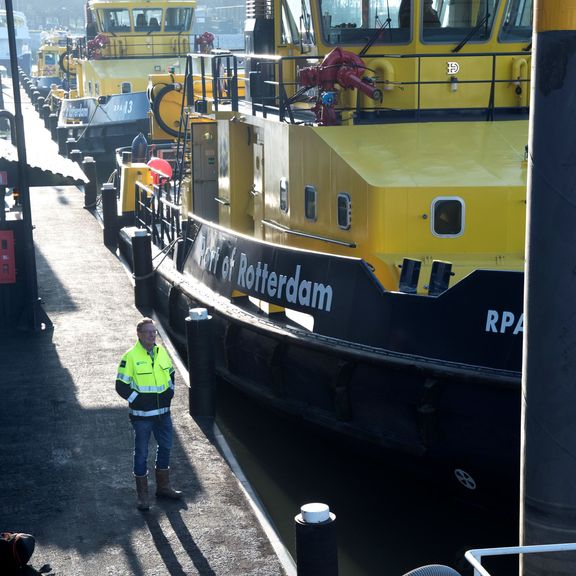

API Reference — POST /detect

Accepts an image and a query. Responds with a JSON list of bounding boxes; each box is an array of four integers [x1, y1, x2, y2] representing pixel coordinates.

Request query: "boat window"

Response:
[[499, 0, 532, 42], [431, 197, 464, 236], [337, 193, 352, 229], [421, 0, 498, 43], [304, 185, 317, 221], [121, 82, 132, 94], [319, 0, 410, 45], [280, 178, 289, 213], [282, 0, 315, 48], [44, 53, 57, 66], [134, 9, 164, 32], [88, 81, 92, 95], [165, 8, 194, 32], [101, 9, 131, 33]]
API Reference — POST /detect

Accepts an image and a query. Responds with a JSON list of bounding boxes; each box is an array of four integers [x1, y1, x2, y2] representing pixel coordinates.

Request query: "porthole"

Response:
[[337, 193, 351, 230], [280, 177, 288, 213], [304, 185, 317, 221], [431, 197, 464, 237]]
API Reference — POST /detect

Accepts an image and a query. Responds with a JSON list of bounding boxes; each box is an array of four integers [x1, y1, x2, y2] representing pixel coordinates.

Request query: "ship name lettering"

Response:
[[485, 309, 524, 334], [237, 253, 333, 312]]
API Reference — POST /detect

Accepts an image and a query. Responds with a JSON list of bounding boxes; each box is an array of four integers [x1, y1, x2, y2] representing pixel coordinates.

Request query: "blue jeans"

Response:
[[131, 414, 173, 476]]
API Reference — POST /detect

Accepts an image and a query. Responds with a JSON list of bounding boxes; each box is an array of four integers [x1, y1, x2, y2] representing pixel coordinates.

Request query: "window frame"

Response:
[[304, 185, 317, 221], [280, 177, 289, 213], [431, 196, 465, 237], [337, 192, 352, 230]]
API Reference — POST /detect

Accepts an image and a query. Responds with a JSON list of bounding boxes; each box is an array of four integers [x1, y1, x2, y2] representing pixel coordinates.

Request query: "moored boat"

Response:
[[0, 10, 31, 76], [115, 0, 532, 498], [49, 0, 196, 164], [32, 29, 77, 97]]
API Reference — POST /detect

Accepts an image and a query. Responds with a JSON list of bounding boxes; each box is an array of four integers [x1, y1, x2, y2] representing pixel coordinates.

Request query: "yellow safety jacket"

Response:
[[115, 341, 175, 418]]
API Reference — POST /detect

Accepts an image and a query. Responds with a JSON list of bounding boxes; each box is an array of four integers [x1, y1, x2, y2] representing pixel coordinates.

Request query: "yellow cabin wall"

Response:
[[245, 119, 528, 292]]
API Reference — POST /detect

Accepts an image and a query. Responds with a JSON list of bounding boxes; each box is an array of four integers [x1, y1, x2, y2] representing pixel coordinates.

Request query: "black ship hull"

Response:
[[119, 217, 523, 499], [56, 92, 149, 164]]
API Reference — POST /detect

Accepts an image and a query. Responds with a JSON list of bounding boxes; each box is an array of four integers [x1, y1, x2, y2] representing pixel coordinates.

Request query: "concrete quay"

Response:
[[0, 78, 294, 575]]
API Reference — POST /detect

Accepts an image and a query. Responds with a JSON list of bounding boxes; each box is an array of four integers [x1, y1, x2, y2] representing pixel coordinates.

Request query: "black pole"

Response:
[[101, 182, 118, 250], [132, 230, 154, 310], [521, 2, 576, 575], [82, 156, 98, 210], [295, 503, 338, 576], [185, 308, 215, 420], [4, 0, 50, 331]]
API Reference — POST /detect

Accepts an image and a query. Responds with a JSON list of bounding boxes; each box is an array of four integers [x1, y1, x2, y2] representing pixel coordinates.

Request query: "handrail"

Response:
[[134, 177, 181, 252], [186, 49, 531, 123], [262, 219, 357, 248], [465, 542, 576, 576]]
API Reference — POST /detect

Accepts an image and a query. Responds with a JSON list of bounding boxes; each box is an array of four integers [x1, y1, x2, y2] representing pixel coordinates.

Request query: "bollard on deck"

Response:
[[295, 503, 338, 576], [186, 307, 215, 420]]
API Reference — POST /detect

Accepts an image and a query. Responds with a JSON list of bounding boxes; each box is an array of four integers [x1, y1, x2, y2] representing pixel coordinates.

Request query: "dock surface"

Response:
[[0, 83, 289, 575]]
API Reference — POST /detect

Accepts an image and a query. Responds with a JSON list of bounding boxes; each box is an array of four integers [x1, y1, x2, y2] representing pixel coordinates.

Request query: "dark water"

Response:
[[214, 383, 520, 576]]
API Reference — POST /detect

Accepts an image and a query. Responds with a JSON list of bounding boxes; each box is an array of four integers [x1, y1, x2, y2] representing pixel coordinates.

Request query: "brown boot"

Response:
[[135, 474, 150, 511], [155, 468, 183, 499]]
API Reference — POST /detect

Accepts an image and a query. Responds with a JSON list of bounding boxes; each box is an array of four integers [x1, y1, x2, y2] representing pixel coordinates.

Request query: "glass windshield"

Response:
[[421, 0, 498, 43], [282, 0, 315, 46], [101, 9, 131, 33], [320, 0, 410, 45], [165, 7, 194, 32], [499, 0, 532, 41], [133, 9, 163, 32]]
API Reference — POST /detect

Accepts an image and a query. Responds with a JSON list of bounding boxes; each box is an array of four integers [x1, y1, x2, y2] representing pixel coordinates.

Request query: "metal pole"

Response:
[[4, 0, 49, 330], [521, 1, 576, 575]]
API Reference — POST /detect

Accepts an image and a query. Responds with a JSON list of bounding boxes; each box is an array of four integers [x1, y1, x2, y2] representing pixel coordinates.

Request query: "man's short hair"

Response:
[[137, 317, 154, 332]]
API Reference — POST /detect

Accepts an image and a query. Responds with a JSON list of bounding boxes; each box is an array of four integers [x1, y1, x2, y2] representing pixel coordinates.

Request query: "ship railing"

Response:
[[186, 49, 531, 123], [134, 178, 181, 254], [184, 51, 242, 114], [77, 36, 192, 61], [464, 542, 576, 576]]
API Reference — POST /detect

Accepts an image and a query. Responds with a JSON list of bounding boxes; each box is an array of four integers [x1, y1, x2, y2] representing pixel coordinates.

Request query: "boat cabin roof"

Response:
[[313, 120, 527, 187]]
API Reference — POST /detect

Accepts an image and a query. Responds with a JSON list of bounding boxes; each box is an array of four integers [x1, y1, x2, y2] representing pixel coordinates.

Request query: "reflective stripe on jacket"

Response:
[[115, 340, 175, 418]]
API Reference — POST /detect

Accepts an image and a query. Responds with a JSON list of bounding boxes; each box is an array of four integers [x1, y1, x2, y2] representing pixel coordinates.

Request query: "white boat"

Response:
[[0, 10, 32, 76]]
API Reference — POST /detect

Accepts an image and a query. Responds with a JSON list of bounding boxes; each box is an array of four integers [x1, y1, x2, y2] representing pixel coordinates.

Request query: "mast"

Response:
[[521, 0, 576, 574]]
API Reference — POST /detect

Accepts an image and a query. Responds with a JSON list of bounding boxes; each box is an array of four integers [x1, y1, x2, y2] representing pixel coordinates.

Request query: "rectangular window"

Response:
[[432, 197, 464, 236], [280, 177, 289, 213], [133, 9, 163, 31], [165, 7, 194, 32], [304, 185, 317, 221], [337, 193, 351, 229], [121, 82, 132, 94], [101, 9, 131, 32]]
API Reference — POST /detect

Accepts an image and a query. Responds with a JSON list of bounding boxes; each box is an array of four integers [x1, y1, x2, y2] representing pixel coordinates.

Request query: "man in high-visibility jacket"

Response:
[[116, 317, 182, 510]]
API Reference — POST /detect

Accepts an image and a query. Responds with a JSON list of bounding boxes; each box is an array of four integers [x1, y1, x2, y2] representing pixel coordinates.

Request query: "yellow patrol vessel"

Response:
[[117, 0, 532, 497], [49, 0, 195, 162], [32, 30, 77, 97]]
